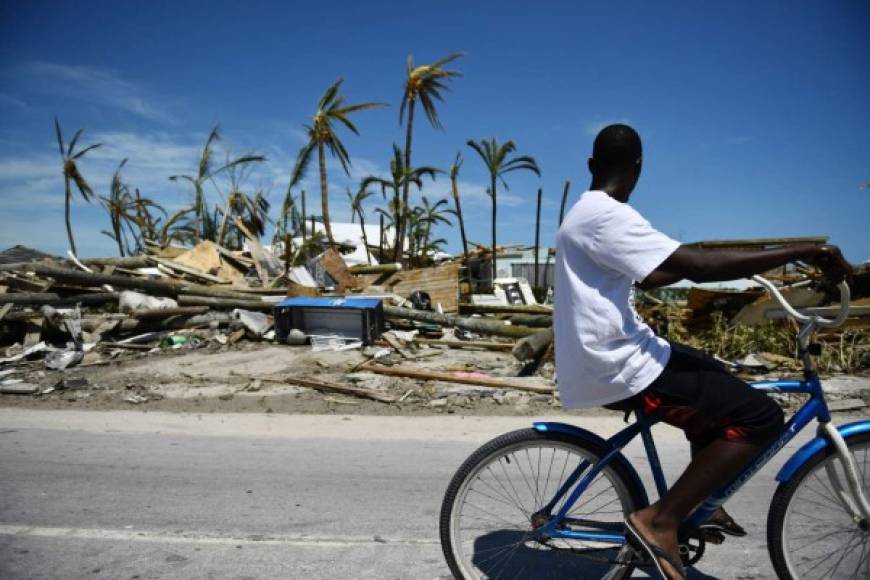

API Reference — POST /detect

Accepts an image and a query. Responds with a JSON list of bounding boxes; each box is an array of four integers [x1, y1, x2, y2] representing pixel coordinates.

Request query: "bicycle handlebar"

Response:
[[751, 275, 851, 328]]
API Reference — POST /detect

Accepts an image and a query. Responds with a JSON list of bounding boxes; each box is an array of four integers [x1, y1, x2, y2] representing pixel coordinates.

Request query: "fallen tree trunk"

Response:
[[0, 291, 118, 306], [505, 314, 553, 327], [177, 295, 274, 311], [114, 311, 233, 333], [9, 265, 257, 300], [512, 328, 553, 361], [459, 303, 553, 315], [383, 305, 538, 338], [131, 306, 211, 320], [348, 263, 402, 275], [82, 256, 151, 268], [365, 365, 553, 394]]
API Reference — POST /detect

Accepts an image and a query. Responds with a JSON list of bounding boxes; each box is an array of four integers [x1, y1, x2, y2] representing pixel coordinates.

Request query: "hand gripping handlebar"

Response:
[[751, 275, 851, 328]]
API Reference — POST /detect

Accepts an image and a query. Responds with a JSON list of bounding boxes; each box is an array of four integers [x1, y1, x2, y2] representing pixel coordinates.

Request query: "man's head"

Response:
[[588, 124, 642, 202]]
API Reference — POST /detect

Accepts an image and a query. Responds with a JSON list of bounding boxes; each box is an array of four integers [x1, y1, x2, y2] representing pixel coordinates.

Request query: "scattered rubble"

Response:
[[1, 237, 867, 416]]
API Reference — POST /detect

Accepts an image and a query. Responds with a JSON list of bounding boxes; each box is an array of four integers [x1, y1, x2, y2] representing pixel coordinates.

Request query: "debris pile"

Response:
[[1, 236, 867, 414]]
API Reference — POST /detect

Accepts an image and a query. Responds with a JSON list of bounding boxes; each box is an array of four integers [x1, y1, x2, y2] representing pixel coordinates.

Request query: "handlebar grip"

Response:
[[751, 276, 851, 327]]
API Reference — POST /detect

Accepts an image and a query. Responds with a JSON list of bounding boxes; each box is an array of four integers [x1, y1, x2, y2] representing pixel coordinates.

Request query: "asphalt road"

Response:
[[0, 409, 840, 579]]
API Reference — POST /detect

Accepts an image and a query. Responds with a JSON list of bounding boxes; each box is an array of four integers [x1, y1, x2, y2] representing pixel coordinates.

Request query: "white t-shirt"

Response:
[[554, 190, 681, 408]]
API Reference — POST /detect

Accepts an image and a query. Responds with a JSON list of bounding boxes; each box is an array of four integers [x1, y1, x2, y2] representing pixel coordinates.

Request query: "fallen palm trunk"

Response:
[[365, 365, 553, 394], [10, 265, 257, 300], [413, 338, 514, 351], [82, 256, 151, 268], [131, 306, 211, 320], [348, 263, 402, 275], [459, 303, 553, 315], [114, 311, 233, 333], [512, 328, 554, 361], [256, 375, 395, 403], [177, 295, 274, 311], [0, 291, 118, 306], [505, 314, 553, 327], [383, 305, 538, 339]]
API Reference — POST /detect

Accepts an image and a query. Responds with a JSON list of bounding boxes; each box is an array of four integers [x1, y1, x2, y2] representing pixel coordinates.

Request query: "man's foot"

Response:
[[626, 511, 685, 580], [701, 507, 747, 537]]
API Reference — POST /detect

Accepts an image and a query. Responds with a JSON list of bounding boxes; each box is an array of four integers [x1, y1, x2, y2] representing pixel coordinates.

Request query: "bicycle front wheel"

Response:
[[439, 428, 645, 580], [767, 431, 869, 579]]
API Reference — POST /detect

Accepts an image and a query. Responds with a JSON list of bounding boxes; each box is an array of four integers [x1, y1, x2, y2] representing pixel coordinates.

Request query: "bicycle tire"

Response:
[[767, 431, 869, 579], [439, 428, 646, 579]]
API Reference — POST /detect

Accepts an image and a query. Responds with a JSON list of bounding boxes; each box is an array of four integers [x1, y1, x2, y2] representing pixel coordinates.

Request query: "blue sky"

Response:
[[1, 0, 868, 262]]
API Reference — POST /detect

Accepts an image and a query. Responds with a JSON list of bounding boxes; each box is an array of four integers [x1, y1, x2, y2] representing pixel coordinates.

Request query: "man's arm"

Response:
[[638, 243, 851, 290]]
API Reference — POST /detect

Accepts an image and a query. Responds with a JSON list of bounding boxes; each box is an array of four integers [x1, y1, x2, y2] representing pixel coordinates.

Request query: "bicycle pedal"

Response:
[[701, 528, 726, 544]]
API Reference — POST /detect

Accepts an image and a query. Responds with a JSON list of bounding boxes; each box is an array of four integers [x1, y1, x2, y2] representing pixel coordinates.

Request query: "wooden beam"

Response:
[[365, 365, 553, 394]]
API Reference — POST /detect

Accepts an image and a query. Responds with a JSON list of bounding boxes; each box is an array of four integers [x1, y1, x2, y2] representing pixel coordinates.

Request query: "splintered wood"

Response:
[[381, 263, 460, 312], [319, 248, 362, 292]]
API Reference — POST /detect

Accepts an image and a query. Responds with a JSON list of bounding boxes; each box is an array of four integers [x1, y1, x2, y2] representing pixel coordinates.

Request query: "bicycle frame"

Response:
[[533, 376, 838, 545]]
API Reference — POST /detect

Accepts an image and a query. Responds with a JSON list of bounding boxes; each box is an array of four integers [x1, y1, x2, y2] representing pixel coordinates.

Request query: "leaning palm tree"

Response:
[[360, 144, 439, 259], [448, 153, 470, 264], [397, 51, 464, 259], [290, 79, 384, 246], [467, 138, 540, 282], [169, 127, 265, 242], [347, 185, 377, 264], [54, 118, 102, 256]]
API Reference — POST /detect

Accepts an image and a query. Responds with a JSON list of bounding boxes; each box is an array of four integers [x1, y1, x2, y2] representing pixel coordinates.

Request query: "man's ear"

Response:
[[587, 157, 595, 175]]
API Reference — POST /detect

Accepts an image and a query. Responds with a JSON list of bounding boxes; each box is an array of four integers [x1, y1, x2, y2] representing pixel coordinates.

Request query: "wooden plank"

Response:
[[146, 256, 230, 284], [381, 263, 460, 312], [413, 338, 514, 352], [365, 365, 553, 394], [319, 248, 360, 291]]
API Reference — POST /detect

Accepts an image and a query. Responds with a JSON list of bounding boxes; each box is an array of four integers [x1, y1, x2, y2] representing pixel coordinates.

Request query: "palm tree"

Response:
[[215, 154, 269, 248], [100, 158, 140, 256], [417, 196, 453, 264], [466, 138, 540, 282], [347, 185, 377, 264], [397, 51, 464, 260], [54, 118, 102, 256], [448, 153, 470, 264], [360, 144, 439, 258], [290, 79, 384, 246], [127, 187, 166, 251], [558, 179, 572, 226], [169, 127, 264, 242]]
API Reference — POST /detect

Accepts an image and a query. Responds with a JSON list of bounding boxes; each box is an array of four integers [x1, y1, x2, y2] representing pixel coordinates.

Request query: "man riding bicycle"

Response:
[[554, 124, 851, 579]]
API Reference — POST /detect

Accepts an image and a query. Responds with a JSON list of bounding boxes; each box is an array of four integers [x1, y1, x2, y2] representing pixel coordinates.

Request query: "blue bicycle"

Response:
[[440, 277, 868, 579]]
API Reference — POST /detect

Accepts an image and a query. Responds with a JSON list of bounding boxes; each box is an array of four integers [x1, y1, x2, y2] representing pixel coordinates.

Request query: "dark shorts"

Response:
[[605, 343, 784, 446]]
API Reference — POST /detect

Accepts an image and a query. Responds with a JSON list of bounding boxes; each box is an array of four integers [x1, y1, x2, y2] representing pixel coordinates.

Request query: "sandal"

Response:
[[624, 517, 687, 580], [699, 507, 747, 537]]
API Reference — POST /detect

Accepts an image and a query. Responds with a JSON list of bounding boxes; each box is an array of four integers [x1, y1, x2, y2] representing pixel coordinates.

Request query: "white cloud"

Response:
[[18, 61, 176, 124]]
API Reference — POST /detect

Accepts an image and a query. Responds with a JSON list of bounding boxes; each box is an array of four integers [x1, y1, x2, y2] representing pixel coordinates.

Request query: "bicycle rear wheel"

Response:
[[439, 428, 645, 579], [767, 431, 869, 579]]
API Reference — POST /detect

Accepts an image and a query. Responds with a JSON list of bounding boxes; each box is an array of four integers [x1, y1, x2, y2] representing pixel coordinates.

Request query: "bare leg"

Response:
[[690, 441, 744, 533], [628, 439, 762, 579]]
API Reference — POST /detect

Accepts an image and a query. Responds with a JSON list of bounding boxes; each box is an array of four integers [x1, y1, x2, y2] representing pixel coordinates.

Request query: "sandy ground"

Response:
[[0, 341, 576, 417], [1, 340, 867, 418]]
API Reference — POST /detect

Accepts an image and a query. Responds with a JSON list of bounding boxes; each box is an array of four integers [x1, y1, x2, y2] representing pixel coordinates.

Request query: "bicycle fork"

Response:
[[820, 422, 870, 526]]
